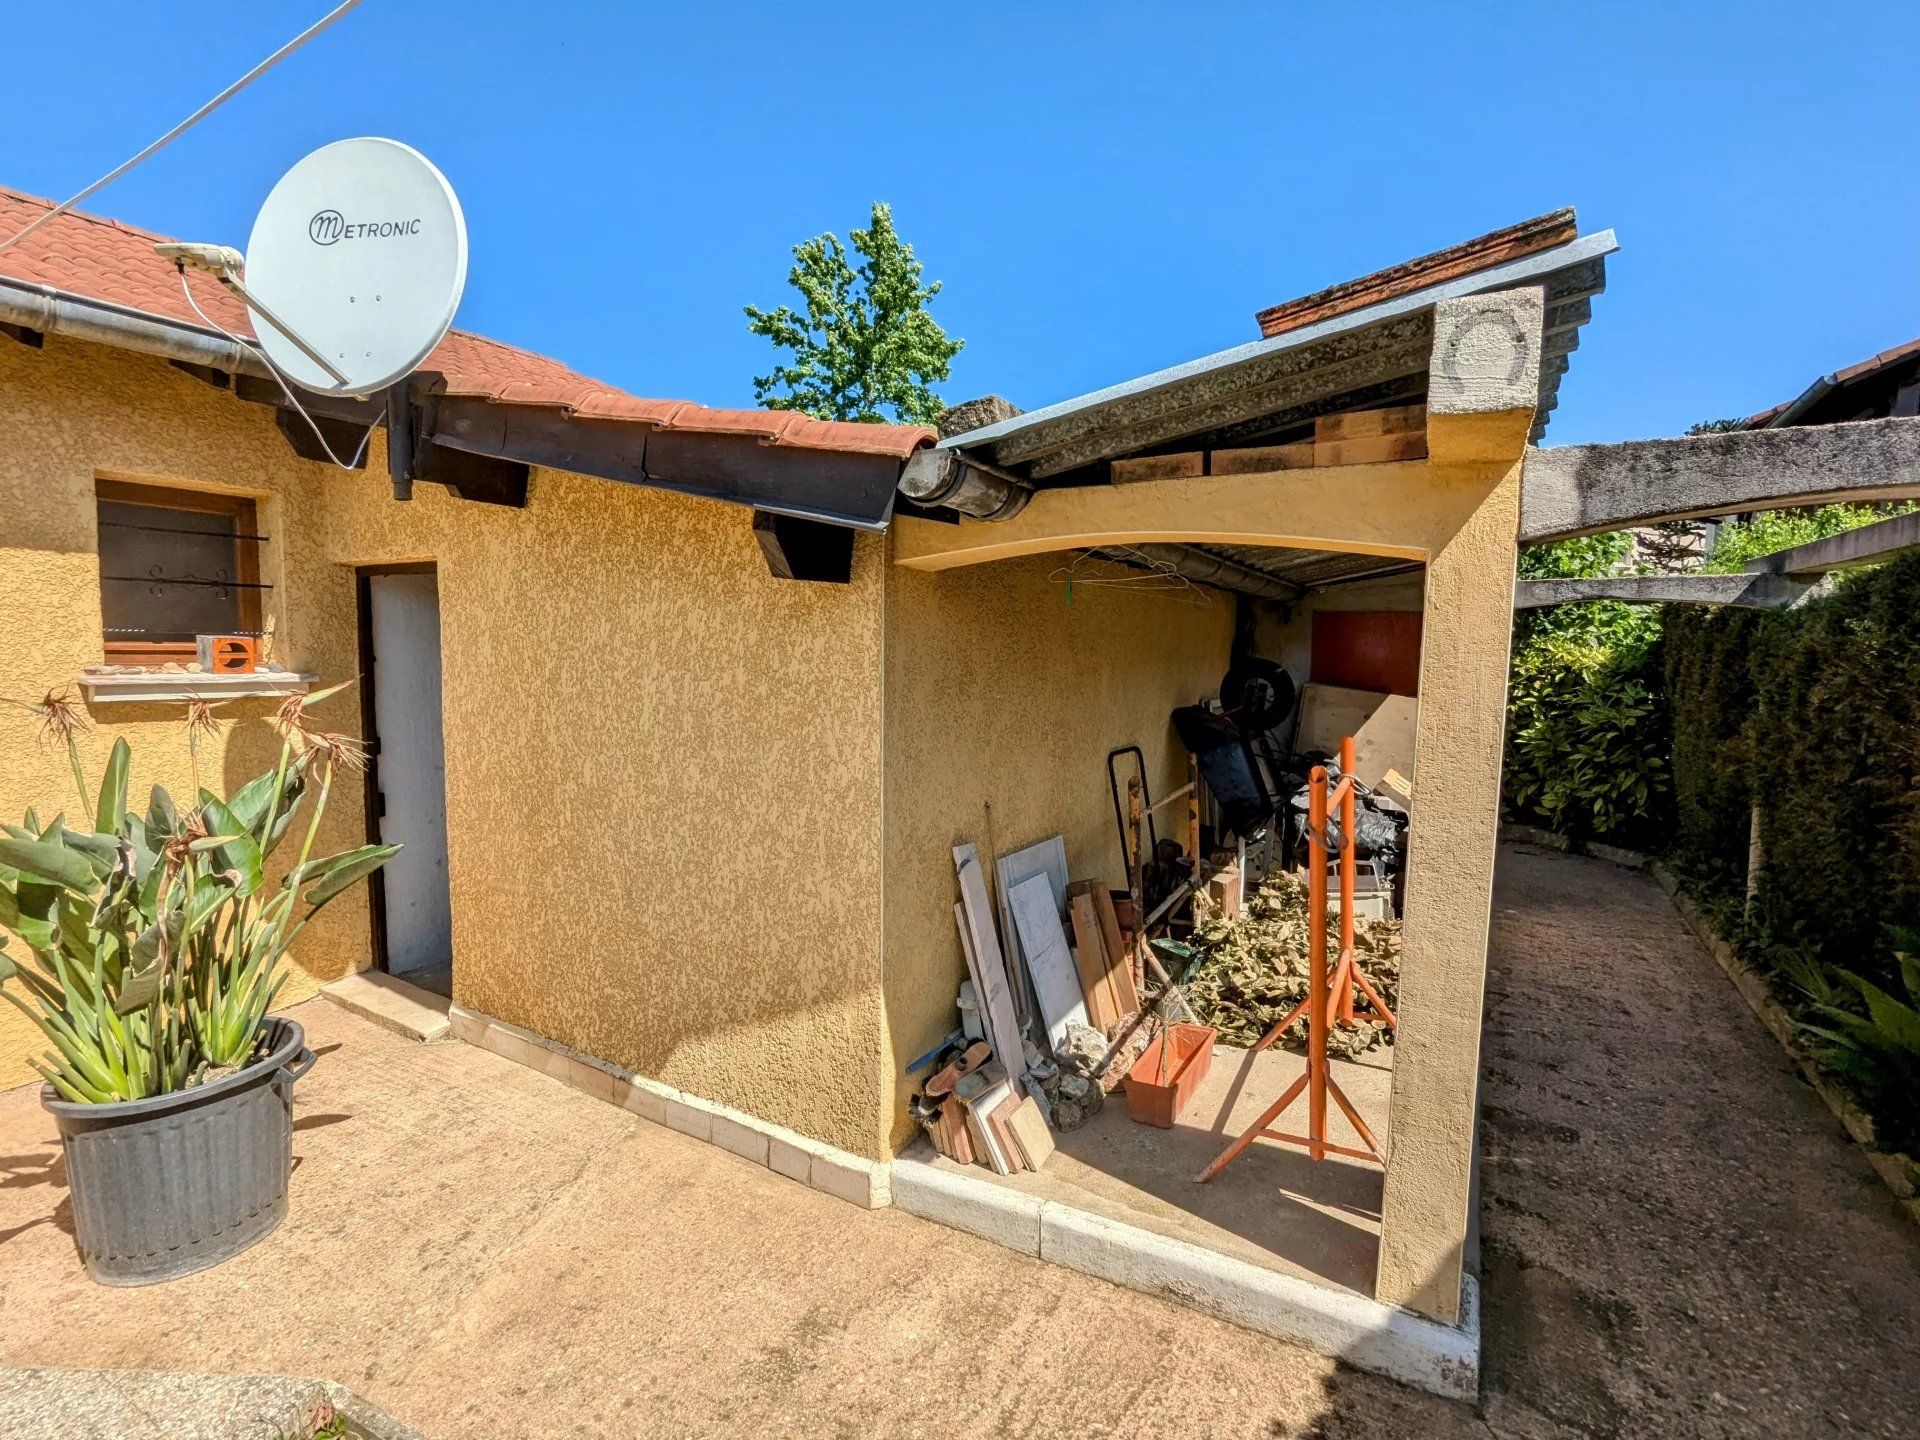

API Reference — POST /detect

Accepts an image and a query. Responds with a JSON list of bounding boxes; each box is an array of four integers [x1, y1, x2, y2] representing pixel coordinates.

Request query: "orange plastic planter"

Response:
[[1122, 1023, 1217, 1128]]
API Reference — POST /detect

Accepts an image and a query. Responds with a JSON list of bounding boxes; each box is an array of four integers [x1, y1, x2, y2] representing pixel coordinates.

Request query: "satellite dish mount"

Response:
[[157, 137, 468, 499]]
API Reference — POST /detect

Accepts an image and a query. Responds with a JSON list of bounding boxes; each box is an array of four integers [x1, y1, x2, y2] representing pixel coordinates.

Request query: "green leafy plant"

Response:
[[1503, 533, 1671, 843], [0, 686, 396, 1103], [1703, 502, 1915, 574], [1798, 927, 1920, 1154], [744, 201, 963, 425], [1506, 635, 1667, 839]]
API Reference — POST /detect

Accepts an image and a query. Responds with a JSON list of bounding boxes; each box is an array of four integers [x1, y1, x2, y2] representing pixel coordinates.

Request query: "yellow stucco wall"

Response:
[[0, 337, 894, 1157], [878, 549, 1235, 1151], [0, 337, 369, 1090]]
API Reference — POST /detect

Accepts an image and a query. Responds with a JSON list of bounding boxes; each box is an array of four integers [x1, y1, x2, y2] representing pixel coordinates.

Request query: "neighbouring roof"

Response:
[[0, 186, 930, 462], [1742, 337, 1920, 430]]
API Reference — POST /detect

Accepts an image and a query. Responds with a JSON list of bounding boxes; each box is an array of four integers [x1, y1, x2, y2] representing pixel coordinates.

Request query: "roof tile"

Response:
[[0, 186, 931, 461]]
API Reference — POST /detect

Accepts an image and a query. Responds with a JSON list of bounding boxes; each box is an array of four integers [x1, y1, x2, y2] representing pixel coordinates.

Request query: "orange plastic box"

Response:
[[1121, 1023, 1216, 1127]]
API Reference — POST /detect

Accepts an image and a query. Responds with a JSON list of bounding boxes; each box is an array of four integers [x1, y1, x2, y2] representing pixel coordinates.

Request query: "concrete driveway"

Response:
[[2, 843, 1917, 1438], [0, 996, 1410, 1438]]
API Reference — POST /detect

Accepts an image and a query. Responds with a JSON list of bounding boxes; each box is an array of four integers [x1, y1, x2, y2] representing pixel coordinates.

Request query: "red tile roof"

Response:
[[0, 186, 931, 460], [1254, 209, 1579, 340]]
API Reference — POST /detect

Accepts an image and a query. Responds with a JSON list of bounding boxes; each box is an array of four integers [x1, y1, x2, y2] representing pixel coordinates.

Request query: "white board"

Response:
[[996, 835, 1068, 1024], [1008, 873, 1088, 1050], [952, 846, 1027, 1098]]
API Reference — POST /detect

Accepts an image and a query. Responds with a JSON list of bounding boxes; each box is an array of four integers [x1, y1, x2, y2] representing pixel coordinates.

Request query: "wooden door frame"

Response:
[[353, 561, 439, 976]]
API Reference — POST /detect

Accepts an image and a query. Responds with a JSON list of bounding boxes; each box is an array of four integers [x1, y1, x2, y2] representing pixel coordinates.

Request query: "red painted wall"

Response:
[[1310, 610, 1423, 696]]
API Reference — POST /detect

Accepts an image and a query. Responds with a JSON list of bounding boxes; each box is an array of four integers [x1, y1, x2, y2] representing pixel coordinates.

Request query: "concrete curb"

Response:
[[1499, 823, 1652, 871], [890, 1156, 1045, 1255], [1650, 863, 1920, 1226], [0, 1364, 427, 1440], [890, 1156, 1478, 1400], [447, 1002, 888, 1210]]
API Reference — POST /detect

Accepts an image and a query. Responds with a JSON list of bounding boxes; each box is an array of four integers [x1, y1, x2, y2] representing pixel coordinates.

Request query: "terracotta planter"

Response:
[[1122, 1023, 1216, 1127]]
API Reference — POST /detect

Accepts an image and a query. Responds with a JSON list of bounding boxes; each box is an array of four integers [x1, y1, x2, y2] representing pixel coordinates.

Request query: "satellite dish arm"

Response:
[[220, 274, 352, 388], [155, 242, 352, 388]]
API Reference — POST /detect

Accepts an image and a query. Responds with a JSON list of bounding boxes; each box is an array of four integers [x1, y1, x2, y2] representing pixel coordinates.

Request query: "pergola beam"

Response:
[[1745, 508, 1920, 575], [1519, 416, 1920, 543], [1513, 573, 1812, 610]]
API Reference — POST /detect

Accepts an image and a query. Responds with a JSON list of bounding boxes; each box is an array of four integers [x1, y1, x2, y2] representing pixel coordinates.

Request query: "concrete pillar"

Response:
[[1373, 291, 1540, 1324]]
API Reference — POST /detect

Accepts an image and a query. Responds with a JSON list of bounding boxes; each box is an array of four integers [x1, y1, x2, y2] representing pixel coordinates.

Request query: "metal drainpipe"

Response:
[[0, 276, 270, 378], [1096, 544, 1303, 603], [896, 445, 1031, 520]]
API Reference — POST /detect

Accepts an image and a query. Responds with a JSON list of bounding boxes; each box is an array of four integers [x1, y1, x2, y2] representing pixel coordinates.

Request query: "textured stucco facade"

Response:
[[878, 551, 1235, 1150], [3, 302, 1537, 1327], [0, 337, 370, 1091], [0, 335, 893, 1157]]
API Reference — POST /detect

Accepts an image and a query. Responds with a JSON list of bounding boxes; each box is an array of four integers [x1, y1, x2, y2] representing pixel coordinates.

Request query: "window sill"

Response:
[[77, 669, 318, 705]]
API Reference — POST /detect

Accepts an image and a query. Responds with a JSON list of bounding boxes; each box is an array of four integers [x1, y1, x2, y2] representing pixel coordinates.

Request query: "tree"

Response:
[[744, 203, 963, 426]]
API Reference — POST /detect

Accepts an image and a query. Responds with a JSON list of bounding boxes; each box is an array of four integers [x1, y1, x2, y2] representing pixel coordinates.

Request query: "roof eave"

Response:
[[940, 228, 1618, 458]]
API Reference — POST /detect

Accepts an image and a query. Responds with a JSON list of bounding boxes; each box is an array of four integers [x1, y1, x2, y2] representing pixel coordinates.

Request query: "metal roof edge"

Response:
[[940, 228, 1619, 453]]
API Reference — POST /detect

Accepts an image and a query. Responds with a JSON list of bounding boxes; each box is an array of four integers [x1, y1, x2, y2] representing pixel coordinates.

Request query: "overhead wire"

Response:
[[0, 1, 367, 256], [179, 267, 384, 471]]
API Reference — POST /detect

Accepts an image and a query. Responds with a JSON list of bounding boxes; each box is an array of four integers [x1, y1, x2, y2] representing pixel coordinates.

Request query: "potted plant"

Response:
[[0, 686, 396, 1285]]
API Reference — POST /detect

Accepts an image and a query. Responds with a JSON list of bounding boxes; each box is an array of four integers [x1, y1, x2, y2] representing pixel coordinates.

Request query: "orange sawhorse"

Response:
[[1197, 735, 1386, 1179]]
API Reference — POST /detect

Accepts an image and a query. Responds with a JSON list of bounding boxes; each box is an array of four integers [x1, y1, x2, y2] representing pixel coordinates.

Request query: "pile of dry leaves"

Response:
[[1187, 872, 1400, 1058]]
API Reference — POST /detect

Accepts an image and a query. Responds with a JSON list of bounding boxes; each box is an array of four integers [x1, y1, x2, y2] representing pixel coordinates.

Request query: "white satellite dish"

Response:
[[242, 137, 466, 397]]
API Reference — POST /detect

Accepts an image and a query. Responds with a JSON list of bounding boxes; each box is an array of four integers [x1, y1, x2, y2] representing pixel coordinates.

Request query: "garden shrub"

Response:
[[1502, 534, 1670, 845], [1702, 502, 1914, 574]]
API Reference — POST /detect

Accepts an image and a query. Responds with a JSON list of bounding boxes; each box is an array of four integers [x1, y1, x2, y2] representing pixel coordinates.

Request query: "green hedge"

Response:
[[1665, 551, 1920, 992]]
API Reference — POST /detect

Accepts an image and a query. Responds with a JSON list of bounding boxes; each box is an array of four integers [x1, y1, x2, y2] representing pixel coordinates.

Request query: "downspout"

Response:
[[1766, 374, 1836, 429], [1095, 545, 1304, 603]]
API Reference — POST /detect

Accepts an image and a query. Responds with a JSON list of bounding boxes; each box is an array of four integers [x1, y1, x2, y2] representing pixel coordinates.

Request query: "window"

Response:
[[95, 480, 264, 666]]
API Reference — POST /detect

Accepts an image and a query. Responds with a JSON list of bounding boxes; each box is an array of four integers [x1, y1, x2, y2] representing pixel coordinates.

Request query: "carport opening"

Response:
[[907, 542, 1429, 1300]]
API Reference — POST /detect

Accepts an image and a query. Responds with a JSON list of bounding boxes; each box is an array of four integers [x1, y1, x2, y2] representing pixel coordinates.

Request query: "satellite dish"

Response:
[[243, 137, 466, 397]]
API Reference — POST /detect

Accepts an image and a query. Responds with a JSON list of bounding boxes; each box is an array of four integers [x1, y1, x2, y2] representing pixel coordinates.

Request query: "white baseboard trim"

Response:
[[447, 1002, 888, 1210]]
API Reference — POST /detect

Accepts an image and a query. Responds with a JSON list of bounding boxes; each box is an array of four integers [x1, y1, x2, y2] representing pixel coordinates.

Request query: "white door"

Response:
[[367, 570, 453, 981]]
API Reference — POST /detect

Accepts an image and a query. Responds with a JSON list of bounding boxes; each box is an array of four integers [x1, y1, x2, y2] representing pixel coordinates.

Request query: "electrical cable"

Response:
[[0, 1, 367, 256], [178, 266, 383, 471]]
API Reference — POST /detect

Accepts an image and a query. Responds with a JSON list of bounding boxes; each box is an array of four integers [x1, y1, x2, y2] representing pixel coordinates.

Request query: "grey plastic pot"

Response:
[[41, 1017, 316, 1286]]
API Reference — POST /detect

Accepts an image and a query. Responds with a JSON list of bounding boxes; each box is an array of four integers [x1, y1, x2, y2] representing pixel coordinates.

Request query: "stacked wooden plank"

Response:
[[919, 840, 1151, 1174], [1107, 402, 1427, 483]]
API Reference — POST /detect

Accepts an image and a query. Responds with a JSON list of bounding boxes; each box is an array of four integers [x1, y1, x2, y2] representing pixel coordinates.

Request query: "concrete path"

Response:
[[1, 844, 1915, 1437], [1454, 845, 1920, 1439]]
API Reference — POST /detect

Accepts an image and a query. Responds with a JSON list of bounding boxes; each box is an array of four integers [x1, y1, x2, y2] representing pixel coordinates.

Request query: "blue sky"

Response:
[[3, 2, 1914, 444]]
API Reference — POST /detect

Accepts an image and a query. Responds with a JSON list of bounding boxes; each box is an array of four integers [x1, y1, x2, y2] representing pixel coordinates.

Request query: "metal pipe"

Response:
[[1094, 544, 1303, 602], [0, 276, 268, 378], [896, 446, 1032, 519]]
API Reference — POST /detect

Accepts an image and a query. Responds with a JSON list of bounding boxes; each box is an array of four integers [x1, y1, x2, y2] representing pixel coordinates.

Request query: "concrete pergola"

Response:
[[892, 240, 1920, 1327], [1514, 504, 1920, 611]]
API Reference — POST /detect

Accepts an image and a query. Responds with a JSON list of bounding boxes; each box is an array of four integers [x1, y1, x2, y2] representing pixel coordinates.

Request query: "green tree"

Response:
[[744, 203, 963, 425]]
